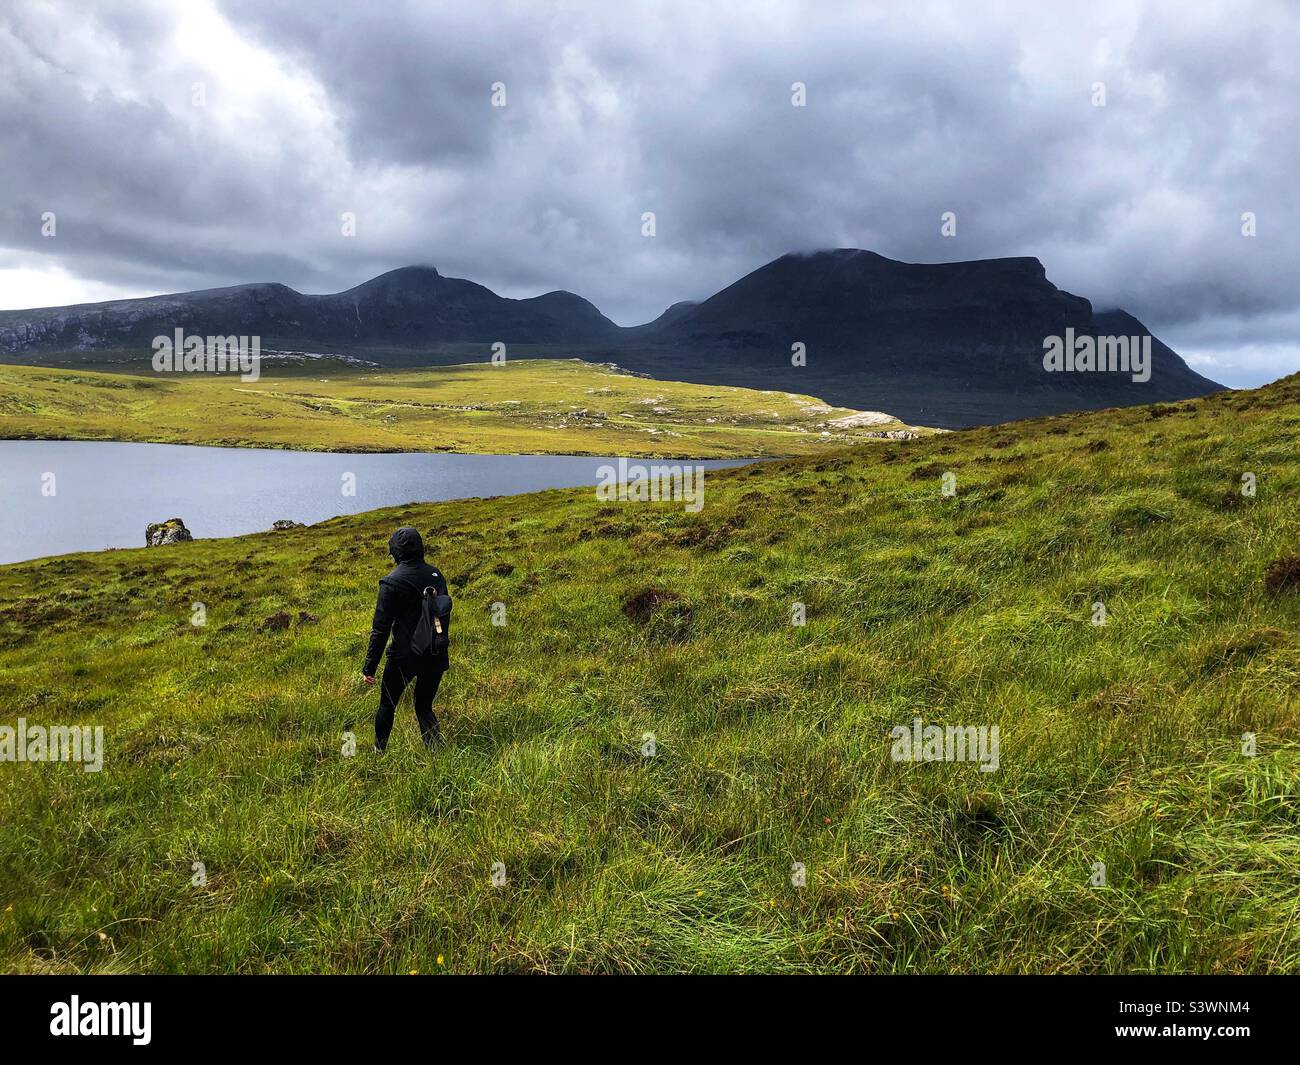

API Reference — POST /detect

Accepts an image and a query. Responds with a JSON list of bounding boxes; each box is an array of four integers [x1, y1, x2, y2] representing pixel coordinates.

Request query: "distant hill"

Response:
[[653, 250, 1090, 350], [619, 250, 1224, 426], [0, 251, 1223, 427], [0, 265, 621, 354], [624, 299, 701, 337]]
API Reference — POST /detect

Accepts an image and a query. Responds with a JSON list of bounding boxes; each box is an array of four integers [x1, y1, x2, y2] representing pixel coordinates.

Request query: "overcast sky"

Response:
[[1, 0, 1296, 386]]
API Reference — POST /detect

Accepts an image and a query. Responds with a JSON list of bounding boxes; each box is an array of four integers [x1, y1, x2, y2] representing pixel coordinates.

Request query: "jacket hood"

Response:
[[388, 526, 425, 563]]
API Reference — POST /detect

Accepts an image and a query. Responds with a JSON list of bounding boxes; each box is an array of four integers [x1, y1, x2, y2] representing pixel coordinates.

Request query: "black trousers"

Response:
[[375, 657, 444, 750]]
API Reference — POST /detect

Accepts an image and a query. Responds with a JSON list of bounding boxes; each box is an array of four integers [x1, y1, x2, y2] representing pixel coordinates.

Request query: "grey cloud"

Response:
[[0, 0, 1295, 387]]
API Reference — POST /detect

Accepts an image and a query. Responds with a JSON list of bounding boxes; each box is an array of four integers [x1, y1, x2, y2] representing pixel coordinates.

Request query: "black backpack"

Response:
[[410, 585, 453, 657]]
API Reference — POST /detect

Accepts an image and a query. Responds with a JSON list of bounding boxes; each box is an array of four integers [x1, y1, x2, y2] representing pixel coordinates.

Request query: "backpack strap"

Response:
[[423, 586, 443, 634]]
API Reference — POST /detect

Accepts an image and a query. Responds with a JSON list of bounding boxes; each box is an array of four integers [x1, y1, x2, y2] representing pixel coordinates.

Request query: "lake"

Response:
[[0, 440, 751, 565]]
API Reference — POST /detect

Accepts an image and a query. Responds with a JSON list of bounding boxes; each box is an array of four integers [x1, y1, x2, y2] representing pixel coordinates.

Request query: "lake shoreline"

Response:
[[0, 439, 758, 566], [0, 430, 764, 462]]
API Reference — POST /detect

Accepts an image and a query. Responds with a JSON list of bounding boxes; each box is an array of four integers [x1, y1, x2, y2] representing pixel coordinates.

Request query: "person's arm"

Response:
[[362, 580, 395, 679]]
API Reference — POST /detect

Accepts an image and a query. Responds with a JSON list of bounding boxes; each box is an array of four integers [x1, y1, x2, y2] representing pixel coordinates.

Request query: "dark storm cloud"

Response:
[[0, 0, 1295, 385]]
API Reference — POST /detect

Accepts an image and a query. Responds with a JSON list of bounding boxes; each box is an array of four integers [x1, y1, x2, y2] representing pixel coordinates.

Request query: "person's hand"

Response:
[[362, 674, 375, 686]]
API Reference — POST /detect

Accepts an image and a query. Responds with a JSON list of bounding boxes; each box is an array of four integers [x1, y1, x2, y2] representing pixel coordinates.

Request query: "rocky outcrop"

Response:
[[862, 429, 920, 440], [271, 519, 305, 530], [145, 518, 193, 547], [827, 410, 897, 429]]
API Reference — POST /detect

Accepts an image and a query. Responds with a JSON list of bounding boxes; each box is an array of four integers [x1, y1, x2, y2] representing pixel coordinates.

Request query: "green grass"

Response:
[[0, 358, 928, 458], [0, 376, 1297, 973]]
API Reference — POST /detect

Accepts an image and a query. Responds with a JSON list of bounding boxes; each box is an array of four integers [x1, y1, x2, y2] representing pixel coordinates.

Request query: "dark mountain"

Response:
[[624, 299, 700, 337], [657, 250, 1091, 352], [0, 251, 1223, 427], [619, 250, 1222, 425], [0, 265, 620, 356], [340, 267, 620, 345]]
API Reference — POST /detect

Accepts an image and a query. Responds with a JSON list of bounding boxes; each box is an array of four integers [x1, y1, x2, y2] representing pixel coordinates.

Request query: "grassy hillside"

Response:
[[0, 359, 928, 458], [0, 376, 1297, 974]]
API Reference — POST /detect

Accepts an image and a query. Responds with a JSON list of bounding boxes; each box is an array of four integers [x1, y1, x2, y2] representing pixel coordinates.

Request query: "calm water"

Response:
[[0, 441, 750, 565]]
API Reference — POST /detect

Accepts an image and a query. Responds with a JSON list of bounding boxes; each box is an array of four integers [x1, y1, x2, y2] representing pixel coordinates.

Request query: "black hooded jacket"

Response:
[[363, 527, 449, 676]]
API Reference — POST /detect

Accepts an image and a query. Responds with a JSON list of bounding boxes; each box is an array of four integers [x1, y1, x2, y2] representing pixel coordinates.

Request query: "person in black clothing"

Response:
[[362, 526, 449, 751]]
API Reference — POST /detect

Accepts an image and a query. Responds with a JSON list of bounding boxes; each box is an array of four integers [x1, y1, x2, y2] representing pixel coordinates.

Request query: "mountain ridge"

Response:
[[0, 250, 1224, 427]]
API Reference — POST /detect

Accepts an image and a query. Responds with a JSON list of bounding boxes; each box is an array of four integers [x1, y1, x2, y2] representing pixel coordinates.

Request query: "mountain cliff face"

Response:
[[0, 251, 1223, 427]]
